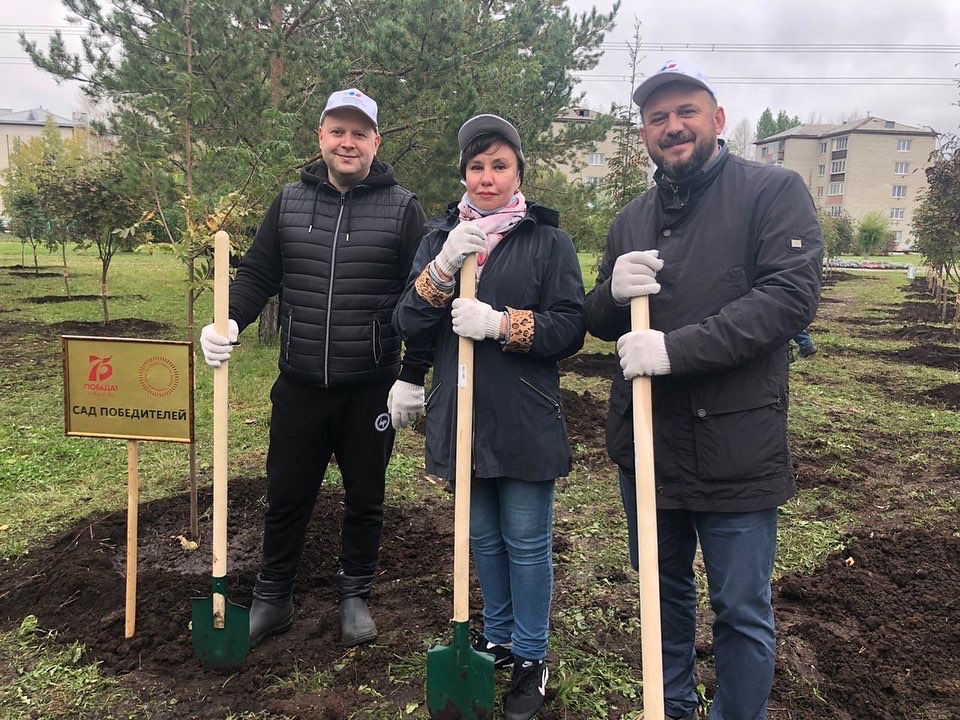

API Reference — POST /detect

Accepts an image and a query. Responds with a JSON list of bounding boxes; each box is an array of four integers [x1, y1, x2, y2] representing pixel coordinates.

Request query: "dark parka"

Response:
[[394, 203, 586, 481], [584, 145, 823, 512], [229, 159, 427, 387]]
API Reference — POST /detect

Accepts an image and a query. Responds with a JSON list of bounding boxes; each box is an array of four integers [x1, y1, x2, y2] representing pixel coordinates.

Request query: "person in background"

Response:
[[792, 327, 817, 358], [393, 114, 585, 720], [583, 61, 822, 720], [198, 88, 428, 649]]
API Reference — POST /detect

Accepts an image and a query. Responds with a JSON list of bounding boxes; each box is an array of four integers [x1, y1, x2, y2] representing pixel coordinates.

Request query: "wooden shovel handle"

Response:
[[631, 295, 665, 719], [212, 231, 230, 625], [452, 254, 477, 623]]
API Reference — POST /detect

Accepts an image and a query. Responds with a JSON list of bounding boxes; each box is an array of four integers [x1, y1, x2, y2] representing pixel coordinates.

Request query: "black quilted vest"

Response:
[[275, 162, 415, 387]]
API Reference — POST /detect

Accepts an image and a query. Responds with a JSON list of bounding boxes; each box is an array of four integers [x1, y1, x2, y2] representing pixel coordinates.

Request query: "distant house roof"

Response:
[[756, 117, 937, 144], [0, 108, 75, 127]]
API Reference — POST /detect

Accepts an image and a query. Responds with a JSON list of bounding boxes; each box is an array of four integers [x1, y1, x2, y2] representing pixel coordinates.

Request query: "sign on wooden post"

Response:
[[63, 336, 194, 638]]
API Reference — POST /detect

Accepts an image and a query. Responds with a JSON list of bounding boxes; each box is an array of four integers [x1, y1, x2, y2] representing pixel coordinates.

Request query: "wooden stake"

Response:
[[125, 439, 139, 638]]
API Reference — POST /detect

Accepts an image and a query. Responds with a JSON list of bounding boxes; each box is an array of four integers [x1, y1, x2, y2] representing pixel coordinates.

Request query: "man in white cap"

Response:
[[199, 88, 428, 649], [584, 61, 823, 720]]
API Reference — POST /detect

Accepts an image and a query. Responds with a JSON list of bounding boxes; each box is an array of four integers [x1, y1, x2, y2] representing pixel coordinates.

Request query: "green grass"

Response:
[[0, 616, 170, 719], [1, 238, 958, 718]]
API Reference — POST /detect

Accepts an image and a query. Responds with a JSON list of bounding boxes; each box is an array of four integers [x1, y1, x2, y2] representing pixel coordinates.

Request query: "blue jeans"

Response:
[[467, 476, 555, 661], [793, 329, 813, 350], [620, 472, 777, 720]]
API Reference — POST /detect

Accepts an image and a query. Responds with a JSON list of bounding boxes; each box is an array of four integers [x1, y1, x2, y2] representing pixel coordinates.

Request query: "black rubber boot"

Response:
[[336, 571, 377, 646], [249, 574, 294, 648]]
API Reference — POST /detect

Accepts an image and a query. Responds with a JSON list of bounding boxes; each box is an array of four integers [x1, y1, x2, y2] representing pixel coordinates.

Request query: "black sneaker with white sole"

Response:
[[504, 657, 548, 720], [470, 629, 514, 669]]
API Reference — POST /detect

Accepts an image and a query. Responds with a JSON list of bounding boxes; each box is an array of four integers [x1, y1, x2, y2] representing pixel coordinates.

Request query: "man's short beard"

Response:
[[658, 136, 717, 182]]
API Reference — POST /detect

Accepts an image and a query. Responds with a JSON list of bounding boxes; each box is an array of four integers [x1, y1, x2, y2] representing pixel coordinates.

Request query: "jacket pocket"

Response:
[[519, 376, 562, 418], [281, 306, 293, 362], [425, 380, 443, 410], [372, 318, 383, 366], [691, 392, 787, 481]]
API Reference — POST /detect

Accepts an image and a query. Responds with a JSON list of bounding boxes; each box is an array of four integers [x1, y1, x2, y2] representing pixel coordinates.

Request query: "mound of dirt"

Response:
[[1, 472, 957, 719]]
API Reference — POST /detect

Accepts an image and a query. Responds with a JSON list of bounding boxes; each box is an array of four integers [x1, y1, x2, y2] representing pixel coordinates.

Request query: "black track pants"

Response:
[[260, 374, 395, 581]]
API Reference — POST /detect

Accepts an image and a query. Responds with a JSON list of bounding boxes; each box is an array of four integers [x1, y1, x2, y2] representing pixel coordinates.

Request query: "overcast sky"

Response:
[[3, 0, 960, 139]]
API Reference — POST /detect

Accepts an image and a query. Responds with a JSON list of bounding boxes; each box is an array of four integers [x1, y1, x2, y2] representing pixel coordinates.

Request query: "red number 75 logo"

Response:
[[88, 355, 114, 382]]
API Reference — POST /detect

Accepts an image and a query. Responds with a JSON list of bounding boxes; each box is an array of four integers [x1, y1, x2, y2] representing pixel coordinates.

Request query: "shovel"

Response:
[[426, 253, 496, 719], [631, 295, 665, 719], [191, 230, 250, 668]]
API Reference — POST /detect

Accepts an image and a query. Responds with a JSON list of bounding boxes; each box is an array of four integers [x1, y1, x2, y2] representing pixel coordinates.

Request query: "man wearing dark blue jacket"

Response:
[[584, 61, 823, 720], [199, 88, 427, 649]]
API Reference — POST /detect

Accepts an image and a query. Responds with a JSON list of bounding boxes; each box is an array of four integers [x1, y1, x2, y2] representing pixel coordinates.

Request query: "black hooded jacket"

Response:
[[229, 158, 427, 387]]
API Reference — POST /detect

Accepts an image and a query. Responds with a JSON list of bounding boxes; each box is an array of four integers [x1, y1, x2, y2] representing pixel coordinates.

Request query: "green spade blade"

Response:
[[426, 621, 495, 719], [191, 576, 250, 668]]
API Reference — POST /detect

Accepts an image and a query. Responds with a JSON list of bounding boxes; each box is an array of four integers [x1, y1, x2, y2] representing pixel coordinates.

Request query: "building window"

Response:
[[819, 141, 828, 153], [897, 138, 912, 152], [828, 182, 844, 196], [827, 206, 843, 217], [831, 159, 846, 174], [586, 176, 602, 187], [895, 162, 910, 175], [892, 185, 907, 198], [890, 207, 905, 219], [833, 137, 848, 151], [895, 230, 903, 243], [816, 187, 824, 198], [760, 146, 769, 157], [817, 164, 825, 176], [587, 153, 606, 166]]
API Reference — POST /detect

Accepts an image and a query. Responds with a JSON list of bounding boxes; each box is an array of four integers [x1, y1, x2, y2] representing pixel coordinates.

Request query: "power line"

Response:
[[575, 74, 958, 87], [4, 27, 960, 53], [602, 42, 960, 54]]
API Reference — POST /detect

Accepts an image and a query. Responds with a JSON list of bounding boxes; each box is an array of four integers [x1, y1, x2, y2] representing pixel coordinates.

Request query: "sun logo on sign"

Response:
[[138, 356, 180, 398]]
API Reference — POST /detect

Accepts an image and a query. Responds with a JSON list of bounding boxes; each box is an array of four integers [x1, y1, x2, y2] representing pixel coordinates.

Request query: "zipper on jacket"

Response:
[[283, 309, 293, 362], [520, 377, 562, 419], [324, 194, 347, 386]]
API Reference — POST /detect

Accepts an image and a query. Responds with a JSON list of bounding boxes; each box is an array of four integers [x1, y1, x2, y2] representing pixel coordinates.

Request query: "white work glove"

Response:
[[199, 319, 239, 367], [617, 329, 671, 379], [611, 250, 663, 305], [434, 222, 488, 277], [387, 380, 425, 430], [451, 298, 504, 341]]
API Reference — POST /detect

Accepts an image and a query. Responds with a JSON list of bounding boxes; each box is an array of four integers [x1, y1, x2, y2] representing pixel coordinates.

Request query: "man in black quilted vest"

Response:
[[199, 88, 428, 648]]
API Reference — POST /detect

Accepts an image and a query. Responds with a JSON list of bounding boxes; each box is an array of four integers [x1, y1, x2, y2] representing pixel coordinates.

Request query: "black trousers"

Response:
[[260, 374, 395, 582]]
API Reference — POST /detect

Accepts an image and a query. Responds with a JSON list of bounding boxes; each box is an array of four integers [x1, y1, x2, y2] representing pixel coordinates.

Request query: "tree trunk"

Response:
[[257, 3, 284, 347], [258, 296, 279, 344], [100, 272, 109, 323], [185, 0, 199, 540], [61, 242, 71, 299]]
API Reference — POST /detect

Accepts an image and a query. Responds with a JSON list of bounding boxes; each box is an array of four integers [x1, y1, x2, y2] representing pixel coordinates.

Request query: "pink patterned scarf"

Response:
[[457, 191, 528, 277]]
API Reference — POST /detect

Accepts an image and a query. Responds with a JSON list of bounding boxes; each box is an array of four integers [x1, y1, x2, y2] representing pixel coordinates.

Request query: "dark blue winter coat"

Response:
[[394, 203, 585, 481]]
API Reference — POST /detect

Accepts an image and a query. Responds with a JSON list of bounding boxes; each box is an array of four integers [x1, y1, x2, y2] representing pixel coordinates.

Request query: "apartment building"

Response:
[[0, 107, 85, 216], [755, 117, 937, 250], [551, 107, 653, 187]]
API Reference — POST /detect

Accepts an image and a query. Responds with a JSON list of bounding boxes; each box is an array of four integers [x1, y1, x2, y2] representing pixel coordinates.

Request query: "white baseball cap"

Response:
[[320, 88, 378, 130], [457, 114, 524, 160], [632, 60, 717, 111]]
